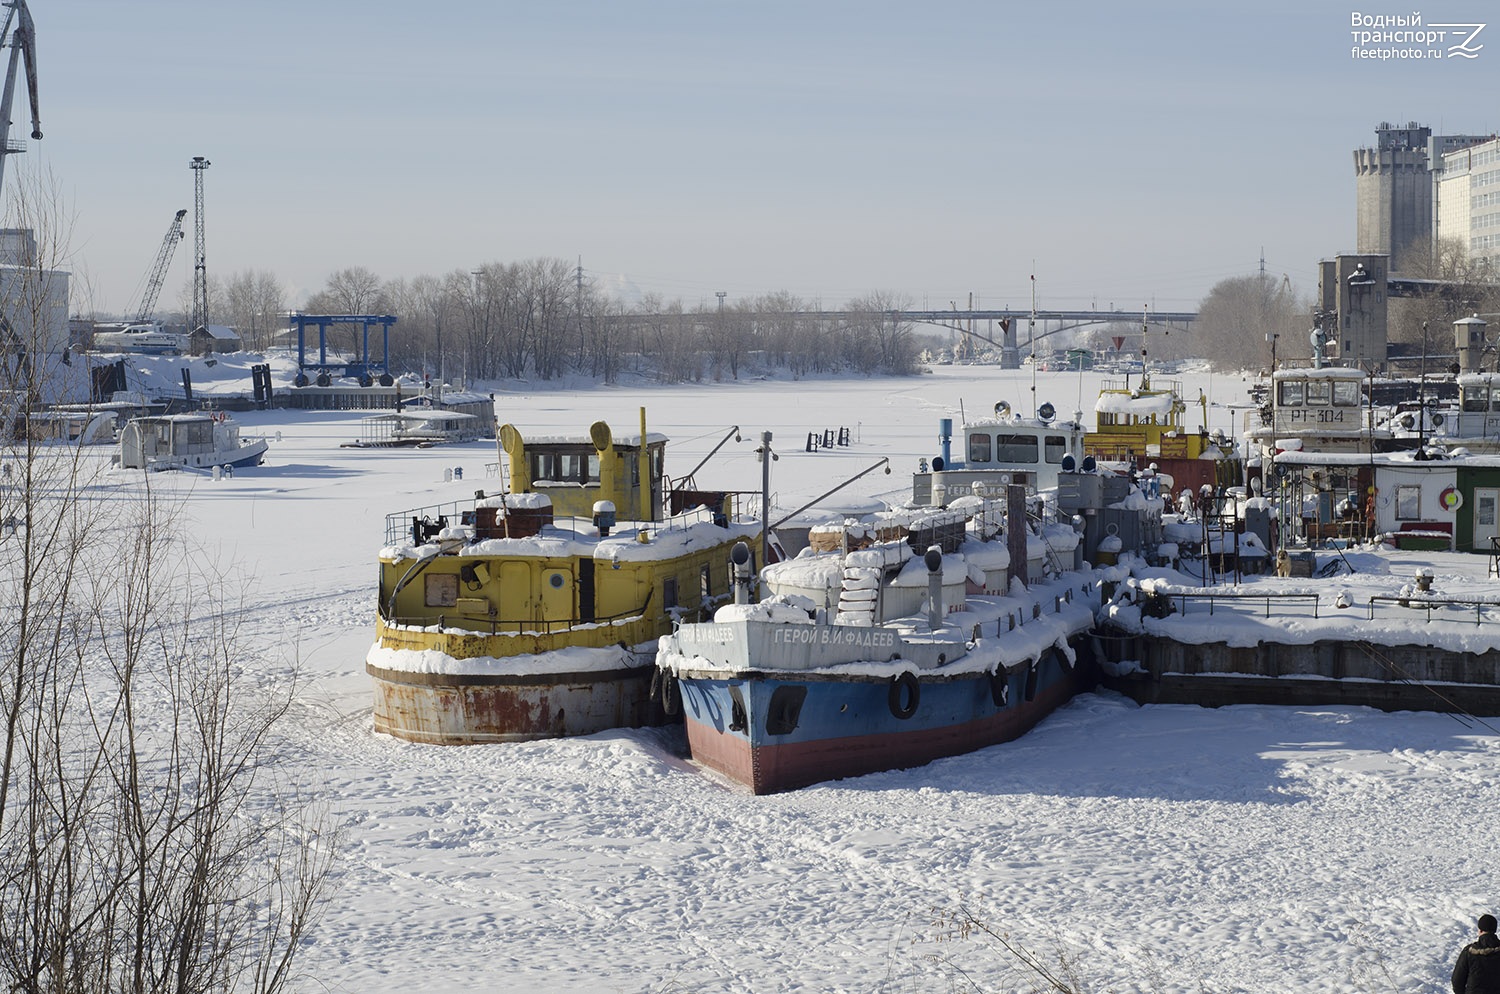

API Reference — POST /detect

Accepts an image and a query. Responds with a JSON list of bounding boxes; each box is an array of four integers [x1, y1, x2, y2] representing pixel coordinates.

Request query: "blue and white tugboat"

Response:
[[655, 491, 1103, 794]]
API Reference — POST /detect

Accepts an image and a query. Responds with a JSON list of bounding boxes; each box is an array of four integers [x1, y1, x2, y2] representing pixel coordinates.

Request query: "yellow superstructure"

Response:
[[1085, 375, 1239, 491], [367, 408, 758, 743]]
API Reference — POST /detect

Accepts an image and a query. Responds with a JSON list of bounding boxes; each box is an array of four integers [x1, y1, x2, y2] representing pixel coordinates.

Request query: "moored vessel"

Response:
[[655, 466, 1129, 793], [1085, 373, 1240, 494], [367, 411, 759, 744], [115, 412, 268, 470]]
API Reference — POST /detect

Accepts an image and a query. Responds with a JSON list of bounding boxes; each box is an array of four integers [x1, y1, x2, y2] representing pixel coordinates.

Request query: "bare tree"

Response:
[[221, 269, 288, 352], [1192, 274, 1307, 372], [845, 291, 918, 374], [1389, 235, 1500, 360], [305, 267, 389, 355], [0, 172, 338, 994], [522, 257, 576, 381]]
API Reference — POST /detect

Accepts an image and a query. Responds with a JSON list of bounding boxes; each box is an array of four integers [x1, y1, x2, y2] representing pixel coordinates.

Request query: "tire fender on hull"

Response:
[[888, 671, 919, 720]]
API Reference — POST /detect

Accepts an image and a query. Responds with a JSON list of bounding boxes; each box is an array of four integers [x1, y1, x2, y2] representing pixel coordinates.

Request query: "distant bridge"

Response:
[[831, 308, 1196, 369], [629, 307, 1198, 370]]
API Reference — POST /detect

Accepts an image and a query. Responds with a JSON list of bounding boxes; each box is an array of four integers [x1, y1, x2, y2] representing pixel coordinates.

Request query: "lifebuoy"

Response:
[[989, 669, 1009, 707], [1440, 486, 1463, 511], [888, 672, 919, 720]]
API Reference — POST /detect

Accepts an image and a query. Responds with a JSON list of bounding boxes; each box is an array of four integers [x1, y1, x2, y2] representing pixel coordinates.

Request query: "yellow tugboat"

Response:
[[1085, 374, 1239, 493], [367, 409, 758, 744]]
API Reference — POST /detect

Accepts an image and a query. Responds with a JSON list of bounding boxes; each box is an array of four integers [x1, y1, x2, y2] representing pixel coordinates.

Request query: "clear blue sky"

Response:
[[31, 0, 1500, 316]]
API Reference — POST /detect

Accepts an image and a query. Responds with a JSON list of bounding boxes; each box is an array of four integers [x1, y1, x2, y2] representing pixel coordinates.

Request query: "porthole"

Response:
[[548, 572, 565, 589]]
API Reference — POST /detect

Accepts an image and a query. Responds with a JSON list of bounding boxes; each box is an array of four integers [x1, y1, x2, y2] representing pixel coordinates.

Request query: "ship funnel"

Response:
[[938, 418, 953, 468]]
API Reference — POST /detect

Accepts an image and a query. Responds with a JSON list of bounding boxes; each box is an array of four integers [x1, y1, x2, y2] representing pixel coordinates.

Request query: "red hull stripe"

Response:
[[685, 679, 1078, 794]]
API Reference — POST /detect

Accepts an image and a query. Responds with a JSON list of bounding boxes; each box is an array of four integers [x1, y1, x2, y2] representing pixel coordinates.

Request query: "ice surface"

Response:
[[83, 359, 1498, 992]]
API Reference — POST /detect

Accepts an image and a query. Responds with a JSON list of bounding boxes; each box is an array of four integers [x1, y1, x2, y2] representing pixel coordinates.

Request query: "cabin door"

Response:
[[540, 565, 574, 625], [1474, 489, 1500, 549]]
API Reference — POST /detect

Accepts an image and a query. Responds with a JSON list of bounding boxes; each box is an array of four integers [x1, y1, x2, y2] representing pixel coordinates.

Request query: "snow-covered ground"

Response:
[[74, 363, 1500, 993]]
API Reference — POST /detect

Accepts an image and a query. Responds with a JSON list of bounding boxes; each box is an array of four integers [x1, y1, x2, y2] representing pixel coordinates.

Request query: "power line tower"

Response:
[[190, 155, 210, 330]]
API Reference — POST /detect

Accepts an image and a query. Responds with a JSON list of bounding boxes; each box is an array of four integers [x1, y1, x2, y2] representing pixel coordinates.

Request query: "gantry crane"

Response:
[[135, 209, 187, 322], [0, 0, 41, 201]]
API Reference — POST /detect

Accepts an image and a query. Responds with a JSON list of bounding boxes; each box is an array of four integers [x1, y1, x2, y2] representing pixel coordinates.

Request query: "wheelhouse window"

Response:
[[1304, 381, 1332, 406], [1278, 381, 1305, 406], [1333, 381, 1361, 407], [995, 434, 1039, 463], [1463, 388, 1488, 413], [1395, 485, 1421, 521], [1044, 435, 1068, 464], [968, 433, 992, 464], [529, 448, 600, 485]]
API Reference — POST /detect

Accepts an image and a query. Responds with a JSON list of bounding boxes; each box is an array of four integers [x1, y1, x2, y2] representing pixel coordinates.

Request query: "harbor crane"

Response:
[[0, 0, 40, 201], [134, 209, 186, 322]]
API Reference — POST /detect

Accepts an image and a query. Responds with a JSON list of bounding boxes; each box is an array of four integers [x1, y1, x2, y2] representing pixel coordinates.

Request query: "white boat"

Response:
[[91, 322, 189, 356], [911, 400, 1087, 505], [116, 413, 268, 471]]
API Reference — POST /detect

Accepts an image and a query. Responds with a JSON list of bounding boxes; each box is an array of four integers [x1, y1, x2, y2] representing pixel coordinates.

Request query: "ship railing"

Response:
[[1099, 378, 1184, 396], [384, 495, 756, 548], [1150, 590, 1322, 619], [384, 499, 476, 546], [1152, 590, 1500, 627], [1366, 594, 1500, 626]]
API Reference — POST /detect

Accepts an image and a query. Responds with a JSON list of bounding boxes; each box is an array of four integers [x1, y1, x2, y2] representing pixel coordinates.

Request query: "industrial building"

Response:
[[1353, 121, 1490, 273]]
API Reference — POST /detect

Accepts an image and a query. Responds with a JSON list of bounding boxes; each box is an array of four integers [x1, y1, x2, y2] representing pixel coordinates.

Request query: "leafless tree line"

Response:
[[123, 261, 926, 384], [5, 179, 336, 994]]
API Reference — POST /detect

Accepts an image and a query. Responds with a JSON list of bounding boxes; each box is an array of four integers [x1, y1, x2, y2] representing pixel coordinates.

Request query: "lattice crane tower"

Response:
[[190, 155, 210, 330], [0, 0, 41, 203]]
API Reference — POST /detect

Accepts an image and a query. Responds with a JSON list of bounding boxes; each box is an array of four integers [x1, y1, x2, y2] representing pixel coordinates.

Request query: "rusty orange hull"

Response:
[[367, 660, 669, 744]]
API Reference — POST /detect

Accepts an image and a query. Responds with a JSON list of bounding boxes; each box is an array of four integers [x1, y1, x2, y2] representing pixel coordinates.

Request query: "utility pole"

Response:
[[758, 431, 775, 569], [190, 156, 210, 331]]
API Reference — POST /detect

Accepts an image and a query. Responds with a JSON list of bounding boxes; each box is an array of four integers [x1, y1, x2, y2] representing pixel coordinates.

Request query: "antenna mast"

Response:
[[190, 156, 210, 330]]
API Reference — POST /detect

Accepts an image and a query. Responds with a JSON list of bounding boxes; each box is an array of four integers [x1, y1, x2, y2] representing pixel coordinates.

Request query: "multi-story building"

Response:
[[1437, 136, 1500, 269], [1354, 121, 1489, 274]]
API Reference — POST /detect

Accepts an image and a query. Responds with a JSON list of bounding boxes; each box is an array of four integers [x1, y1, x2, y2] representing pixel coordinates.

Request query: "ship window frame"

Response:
[[663, 576, 678, 609], [968, 432, 992, 464], [1332, 380, 1361, 407], [1044, 434, 1068, 464], [1305, 381, 1332, 406], [1278, 381, 1305, 407], [994, 433, 1039, 464], [529, 446, 601, 485], [1464, 390, 1488, 413]]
